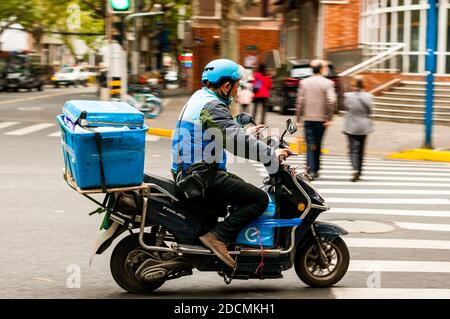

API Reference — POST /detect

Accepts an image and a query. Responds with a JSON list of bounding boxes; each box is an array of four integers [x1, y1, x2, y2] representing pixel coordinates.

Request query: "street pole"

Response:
[[424, 0, 438, 149], [123, 11, 164, 83]]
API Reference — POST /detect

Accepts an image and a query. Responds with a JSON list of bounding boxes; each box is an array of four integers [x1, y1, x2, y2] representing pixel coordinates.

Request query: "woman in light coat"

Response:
[[343, 76, 374, 182]]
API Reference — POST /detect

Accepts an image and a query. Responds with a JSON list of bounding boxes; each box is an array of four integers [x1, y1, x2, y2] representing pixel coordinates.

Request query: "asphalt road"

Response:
[[0, 87, 449, 299]]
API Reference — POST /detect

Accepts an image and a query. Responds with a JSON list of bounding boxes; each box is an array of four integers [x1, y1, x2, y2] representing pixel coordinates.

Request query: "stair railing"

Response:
[[338, 42, 405, 77]]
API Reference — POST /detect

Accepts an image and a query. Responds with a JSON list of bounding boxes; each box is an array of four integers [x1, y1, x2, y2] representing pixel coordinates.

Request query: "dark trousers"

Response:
[[346, 134, 367, 173], [304, 121, 326, 174], [200, 172, 268, 244], [252, 97, 268, 124]]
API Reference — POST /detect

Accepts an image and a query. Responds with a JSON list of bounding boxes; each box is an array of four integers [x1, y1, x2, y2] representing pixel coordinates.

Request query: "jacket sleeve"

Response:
[[296, 82, 304, 123], [325, 80, 337, 121], [200, 100, 279, 174]]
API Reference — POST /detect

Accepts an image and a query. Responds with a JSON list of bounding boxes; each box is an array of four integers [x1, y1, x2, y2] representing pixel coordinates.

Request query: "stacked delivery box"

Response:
[[57, 100, 148, 190]]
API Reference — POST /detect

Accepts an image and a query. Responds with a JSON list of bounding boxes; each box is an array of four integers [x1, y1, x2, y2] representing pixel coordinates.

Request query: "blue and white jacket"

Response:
[[171, 88, 278, 174]]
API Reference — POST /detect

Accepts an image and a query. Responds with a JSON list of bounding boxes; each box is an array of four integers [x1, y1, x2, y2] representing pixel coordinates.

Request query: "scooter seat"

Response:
[[144, 173, 180, 199]]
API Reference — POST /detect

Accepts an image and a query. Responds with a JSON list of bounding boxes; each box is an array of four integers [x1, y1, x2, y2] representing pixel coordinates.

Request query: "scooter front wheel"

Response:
[[295, 236, 349, 288]]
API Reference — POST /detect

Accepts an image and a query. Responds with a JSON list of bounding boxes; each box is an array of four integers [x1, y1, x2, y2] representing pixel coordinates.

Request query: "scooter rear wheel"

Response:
[[110, 233, 166, 294], [295, 236, 349, 288]]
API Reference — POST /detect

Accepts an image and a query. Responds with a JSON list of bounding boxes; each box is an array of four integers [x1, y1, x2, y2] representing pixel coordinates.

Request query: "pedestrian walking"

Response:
[[343, 75, 374, 182], [295, 60, 336, 180], [252, 63, 272, 124], [236, 83, 254, 113]]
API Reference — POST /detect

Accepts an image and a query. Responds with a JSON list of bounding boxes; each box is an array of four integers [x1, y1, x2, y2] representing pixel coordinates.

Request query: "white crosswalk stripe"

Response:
[[4, 123, 55, 135], [0, 121, 20, 130], [348, 260, 450, 272], [48, 132, 61, 137], [393, 222, 450, 232], [328, 207, 450, 218], [329, 288, 450, 299], [249, 154, 450, 291], [1, 122, 161, 142]]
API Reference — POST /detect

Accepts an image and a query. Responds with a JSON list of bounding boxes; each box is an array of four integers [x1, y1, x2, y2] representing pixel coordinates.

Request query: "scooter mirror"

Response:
[[286, 119, 297, 134], [235, 112, 255, 126]]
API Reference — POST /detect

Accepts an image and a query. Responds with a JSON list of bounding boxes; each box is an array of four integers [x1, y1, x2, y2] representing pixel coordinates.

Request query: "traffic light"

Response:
[[112, 15, 125, 45], [109, 0, 133, 14]]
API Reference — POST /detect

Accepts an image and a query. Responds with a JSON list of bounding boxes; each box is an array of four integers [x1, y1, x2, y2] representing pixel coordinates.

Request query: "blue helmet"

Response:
[[201, 59, 246, 86]]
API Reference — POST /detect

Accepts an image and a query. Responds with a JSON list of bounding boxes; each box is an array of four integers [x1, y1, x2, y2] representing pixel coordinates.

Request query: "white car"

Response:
[[51, 66, 90, 88]]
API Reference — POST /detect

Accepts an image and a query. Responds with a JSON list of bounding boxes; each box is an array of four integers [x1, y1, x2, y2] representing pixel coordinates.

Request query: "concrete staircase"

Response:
[[371, 81, 450, 126]]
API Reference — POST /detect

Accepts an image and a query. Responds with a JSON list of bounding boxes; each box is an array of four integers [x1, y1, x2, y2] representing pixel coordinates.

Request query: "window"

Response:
[[361, 0, 433, 73]]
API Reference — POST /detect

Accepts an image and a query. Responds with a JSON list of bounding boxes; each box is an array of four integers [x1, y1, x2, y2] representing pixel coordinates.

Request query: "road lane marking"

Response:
[[257, 172, 450, 181], [328, 208, 450, 218], [394, 222, 450, 232], [0, 122, 20, 130], [17, 107, 43, 111], [307, 170, 450, 177], [316, 175, 450, 182], [330, 288, 450, 299], [145, 135, 161, 142], [313, 181, 450, 188], [257, 163, 450, 172], [327, 197, 450, 205], [349, 260, 450, 273], [0, 91, 80, 105], [344, 238, 450, 250], [48, 132, 61, 137], [286, 157, 450, 166], [5, 123, 55, 135], [298, 166, 448, 172], [320, 189, 450, 195]]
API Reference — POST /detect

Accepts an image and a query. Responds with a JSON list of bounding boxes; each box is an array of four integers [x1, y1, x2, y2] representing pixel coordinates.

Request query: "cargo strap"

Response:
[[93, 131, 107, 193], [78, 111, 107, 193]]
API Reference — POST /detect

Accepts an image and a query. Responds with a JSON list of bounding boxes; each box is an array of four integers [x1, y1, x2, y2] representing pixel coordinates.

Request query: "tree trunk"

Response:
[[220, 0, 240, 61], [32, 30, 44, 64]]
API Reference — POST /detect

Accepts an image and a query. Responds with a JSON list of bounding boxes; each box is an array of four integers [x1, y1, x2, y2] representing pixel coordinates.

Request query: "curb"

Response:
[[387, 148, 450, 162], [147, 128, 173, 138], [287, 137, 329, 154]]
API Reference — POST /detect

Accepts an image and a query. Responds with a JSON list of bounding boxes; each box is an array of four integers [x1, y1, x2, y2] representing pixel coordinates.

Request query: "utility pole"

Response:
[[106, 0, 163, 101], [424, 0, 437, 149]]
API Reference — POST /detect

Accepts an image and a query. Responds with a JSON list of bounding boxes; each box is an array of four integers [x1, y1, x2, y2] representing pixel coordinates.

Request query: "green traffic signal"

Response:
[[110, 0, 131, 11]]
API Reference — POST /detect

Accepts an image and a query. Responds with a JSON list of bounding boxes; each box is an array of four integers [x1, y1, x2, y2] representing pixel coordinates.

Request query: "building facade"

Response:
[[276, 0, 447, 90], [190, 0, 283, 91]]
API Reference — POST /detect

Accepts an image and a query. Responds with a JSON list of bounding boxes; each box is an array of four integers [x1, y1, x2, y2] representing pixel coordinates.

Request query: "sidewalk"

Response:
[[145, 97, 450, 162]]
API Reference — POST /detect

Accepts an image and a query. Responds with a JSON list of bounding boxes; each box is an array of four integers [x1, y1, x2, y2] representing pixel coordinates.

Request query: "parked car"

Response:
[[277, 60, 340, 115], [5, 62, 45, 92], [51, 66, 90, 88], [0, 71, 6, 92]]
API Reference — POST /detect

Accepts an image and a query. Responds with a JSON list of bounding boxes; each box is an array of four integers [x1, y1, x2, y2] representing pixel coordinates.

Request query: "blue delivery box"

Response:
[[58, 100, 148, 190]]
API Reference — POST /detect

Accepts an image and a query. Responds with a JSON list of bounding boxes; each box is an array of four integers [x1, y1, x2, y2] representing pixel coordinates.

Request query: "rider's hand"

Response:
[[275, 148, 293, 161], [246, 124, 267, 136], [323, 121, 332, 127]]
